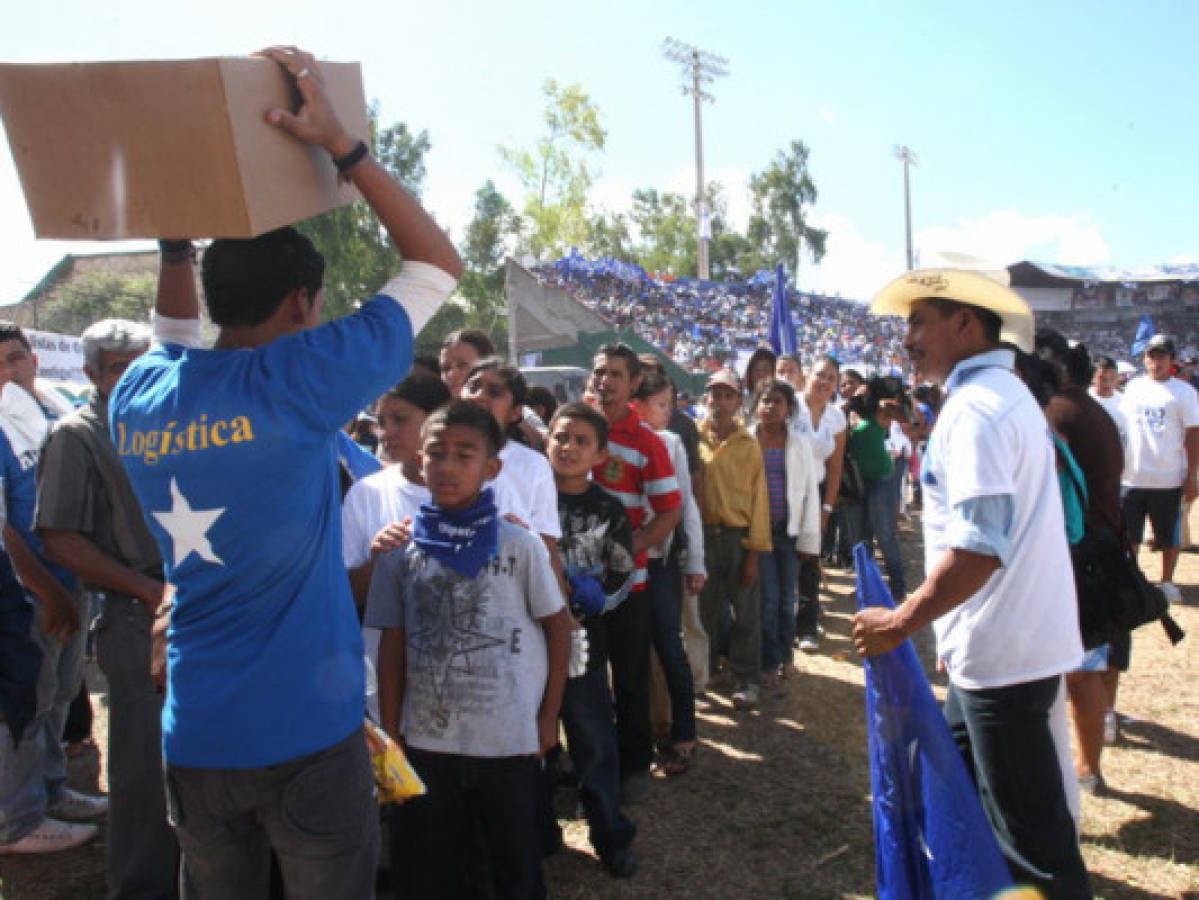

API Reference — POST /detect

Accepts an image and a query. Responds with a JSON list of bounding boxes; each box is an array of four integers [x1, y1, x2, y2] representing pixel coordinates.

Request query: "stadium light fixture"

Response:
[[663, 38, 729, 280], [892, 144, 918, 271]]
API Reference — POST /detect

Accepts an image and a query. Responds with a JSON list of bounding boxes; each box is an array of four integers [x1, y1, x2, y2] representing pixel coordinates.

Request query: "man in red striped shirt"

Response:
[[590, 344, 681, 800]]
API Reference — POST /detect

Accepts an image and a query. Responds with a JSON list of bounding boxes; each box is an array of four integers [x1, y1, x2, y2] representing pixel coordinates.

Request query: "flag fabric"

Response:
[[1130, 315, 1155, 356], [855, 544, 1014, 900], [768, 263, 797, 356]]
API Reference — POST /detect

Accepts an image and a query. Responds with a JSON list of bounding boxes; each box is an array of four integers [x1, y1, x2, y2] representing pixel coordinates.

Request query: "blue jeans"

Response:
[[945, 676, 1091, 897], [560, 616, 636, 859], [760, 521, 799, 670], [165, 729, 379, 900], [852, 476, 907, 599], [648, 557, 695, 743]]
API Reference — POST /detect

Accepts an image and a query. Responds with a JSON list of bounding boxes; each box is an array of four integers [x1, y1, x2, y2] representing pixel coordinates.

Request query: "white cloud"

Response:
[[803, 212, 903, 300], [915, 209, 1111, 269]]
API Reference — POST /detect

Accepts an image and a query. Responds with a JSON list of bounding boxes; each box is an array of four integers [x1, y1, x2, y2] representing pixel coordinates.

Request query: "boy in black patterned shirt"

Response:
[[547, 402, 638, 878]]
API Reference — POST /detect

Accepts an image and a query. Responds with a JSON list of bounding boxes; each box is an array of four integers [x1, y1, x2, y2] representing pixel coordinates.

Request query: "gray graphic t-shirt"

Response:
[[364, 519, 564, 756]]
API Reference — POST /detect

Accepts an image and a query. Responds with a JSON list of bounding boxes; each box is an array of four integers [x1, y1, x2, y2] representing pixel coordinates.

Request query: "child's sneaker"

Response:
[[731, 684, 760, 709], [0, 818, 97, 855], [48, 787, 108, 821], [1103, 709, 1120, 745]]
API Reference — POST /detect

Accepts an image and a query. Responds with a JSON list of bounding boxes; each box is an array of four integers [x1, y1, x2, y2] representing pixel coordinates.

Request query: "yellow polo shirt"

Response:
[[698, 419, 772, 552]]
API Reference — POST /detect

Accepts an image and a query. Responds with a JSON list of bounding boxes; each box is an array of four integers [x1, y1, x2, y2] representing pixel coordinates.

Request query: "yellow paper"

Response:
[[363, 719, 426, 804]]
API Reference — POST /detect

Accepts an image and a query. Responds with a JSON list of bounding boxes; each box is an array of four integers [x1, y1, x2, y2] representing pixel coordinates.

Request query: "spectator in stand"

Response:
[[1119, 334, 1199, 603], [35, 319, 179, 889], [695, 369, 771, 709]]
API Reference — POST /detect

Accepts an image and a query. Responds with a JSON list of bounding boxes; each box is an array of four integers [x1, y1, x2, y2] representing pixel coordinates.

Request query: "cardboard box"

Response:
[[0, 57, 369, 239]]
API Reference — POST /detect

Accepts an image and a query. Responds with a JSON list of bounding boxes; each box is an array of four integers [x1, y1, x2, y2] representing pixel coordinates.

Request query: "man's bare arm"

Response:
[[632, 507, 681, 557], [852, 548, 1000, 657], [41, 529, 163, 615], [4, 524, 77, 639], [377, 627, 407, 742], [1184, 427, 1198, 503]]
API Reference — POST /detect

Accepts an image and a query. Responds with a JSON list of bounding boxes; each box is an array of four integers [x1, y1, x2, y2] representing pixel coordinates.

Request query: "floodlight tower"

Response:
[[663, 38, 728, 280], [893, 144, 918, 271]]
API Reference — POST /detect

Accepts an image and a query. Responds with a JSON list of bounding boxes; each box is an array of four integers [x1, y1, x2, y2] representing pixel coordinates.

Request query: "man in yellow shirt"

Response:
[[696, 369, 772, 708]]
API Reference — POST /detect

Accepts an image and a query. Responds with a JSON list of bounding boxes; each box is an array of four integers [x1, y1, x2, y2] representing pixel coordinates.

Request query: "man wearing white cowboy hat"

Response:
[[852, 270, 1092, 897]]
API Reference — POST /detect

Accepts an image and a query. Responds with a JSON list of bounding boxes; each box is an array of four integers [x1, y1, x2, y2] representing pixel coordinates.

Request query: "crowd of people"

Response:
[[0, 46, 1195, 900], [532, 260, 1199, 384]]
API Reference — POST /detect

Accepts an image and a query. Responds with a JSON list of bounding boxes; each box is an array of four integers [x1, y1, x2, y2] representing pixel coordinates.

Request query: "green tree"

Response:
[[745, 140, 828, 276], [295, 105, 432, 320], [499, 79, 606, 259], [628, 188, 696, 277], [581, 211, 632, 260], [456, 179, 520, 349], [36, 271, 156, 335]]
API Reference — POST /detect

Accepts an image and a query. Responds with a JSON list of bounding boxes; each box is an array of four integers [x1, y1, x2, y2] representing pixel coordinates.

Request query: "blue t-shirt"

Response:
[[109, 294, 416, 768], [0, 429, 76, 593]]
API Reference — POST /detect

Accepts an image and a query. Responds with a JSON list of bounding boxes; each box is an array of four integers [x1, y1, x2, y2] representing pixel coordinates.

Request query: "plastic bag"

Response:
[[363, 718, 426, 804]]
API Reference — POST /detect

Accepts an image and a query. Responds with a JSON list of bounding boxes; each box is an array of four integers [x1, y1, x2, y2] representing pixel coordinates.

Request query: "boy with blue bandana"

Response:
[[367, 401, 572, 900]]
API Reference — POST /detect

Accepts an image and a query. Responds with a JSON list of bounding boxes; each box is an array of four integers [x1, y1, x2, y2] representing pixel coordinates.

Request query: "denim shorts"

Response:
[[1075, 644, 1110, 673]]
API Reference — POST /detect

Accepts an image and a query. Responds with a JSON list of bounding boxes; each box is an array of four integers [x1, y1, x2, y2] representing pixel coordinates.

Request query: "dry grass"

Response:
[[2, 514, 1197, 899]]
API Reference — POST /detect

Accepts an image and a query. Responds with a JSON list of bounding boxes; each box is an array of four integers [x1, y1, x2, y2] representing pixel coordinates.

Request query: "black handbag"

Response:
[[838, 455, 864, 504], [1063, 465, 1185, 649]]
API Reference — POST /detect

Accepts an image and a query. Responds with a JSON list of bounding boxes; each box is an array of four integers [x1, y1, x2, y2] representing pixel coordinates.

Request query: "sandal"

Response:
[[660, 742, 696, 776]]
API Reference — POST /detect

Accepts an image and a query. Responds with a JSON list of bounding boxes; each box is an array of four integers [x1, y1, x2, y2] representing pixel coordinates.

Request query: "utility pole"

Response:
[[663, 38, 728, 281], [892, 145, 918, 271]]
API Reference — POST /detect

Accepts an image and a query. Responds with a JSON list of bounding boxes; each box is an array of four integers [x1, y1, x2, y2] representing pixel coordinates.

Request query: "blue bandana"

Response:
[[413, 488, 499, 579]]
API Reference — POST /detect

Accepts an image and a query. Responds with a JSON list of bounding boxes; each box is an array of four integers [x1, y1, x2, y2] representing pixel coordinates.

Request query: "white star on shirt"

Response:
[[152, 478, 226, 568]]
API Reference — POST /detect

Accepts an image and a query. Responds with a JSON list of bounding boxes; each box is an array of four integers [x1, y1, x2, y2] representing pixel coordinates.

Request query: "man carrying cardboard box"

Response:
[[108, 47, 461, 898]]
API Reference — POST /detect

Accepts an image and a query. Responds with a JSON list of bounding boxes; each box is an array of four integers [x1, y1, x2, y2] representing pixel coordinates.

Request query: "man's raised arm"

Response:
[[259, 47, 463, 281]]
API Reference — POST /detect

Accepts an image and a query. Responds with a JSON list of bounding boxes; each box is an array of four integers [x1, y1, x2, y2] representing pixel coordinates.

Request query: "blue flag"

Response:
[[855, 544, 1014, 900], [768, 263, 797, 356], [1130, 315, 1155, 356]]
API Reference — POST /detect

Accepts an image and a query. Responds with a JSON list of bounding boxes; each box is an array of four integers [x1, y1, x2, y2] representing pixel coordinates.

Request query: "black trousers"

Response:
[[605, 588, 653, 777], [944, 676, 1092, 899]]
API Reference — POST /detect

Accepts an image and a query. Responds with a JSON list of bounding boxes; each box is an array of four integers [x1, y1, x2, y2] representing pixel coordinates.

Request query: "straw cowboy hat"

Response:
[[871, 269, 1035, 353]]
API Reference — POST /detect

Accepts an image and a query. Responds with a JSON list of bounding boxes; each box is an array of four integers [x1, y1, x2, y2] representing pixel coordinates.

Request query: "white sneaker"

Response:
[[798, 635, 820, 652], [0, 817, 97, 854], [731, 684, 760, 709], [48, 787, 108, 821], [1103, 709, 1120, 746], [1159, 582, 1182, 604]]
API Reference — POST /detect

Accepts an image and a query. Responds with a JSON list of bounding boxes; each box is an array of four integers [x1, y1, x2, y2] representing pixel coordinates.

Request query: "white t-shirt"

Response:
[[492, 441, 562, 538], [363, 520, 564, 757], [922, 360, 1083, 690], [342, 466, 430, 569], [791, 399, 847, 483], [1119, 375, 1199, 489], [1088, 389, 1129, 449]]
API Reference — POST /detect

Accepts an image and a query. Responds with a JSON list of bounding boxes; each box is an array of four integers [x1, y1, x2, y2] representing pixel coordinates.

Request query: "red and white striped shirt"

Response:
[[592, 405, 681, 590]]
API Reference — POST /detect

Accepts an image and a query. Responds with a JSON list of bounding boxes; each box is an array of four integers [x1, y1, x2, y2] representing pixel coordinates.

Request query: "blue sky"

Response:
[[1, 0, 1196, 306]]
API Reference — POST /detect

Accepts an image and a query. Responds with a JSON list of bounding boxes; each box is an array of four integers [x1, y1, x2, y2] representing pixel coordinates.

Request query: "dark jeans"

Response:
[[394, 749, 547, 900], [760, 521, 799, 670], [945, 676, 1092, 898], [648, 557, 695, 743], [852, 475, 907, 599], [796, 555, 822, 639], [605, 588, 653, 777], [698, 526, 761, 687], [560, 617, 636, 859], [165, 729, 379, 900], [96, 593, 178, 899]]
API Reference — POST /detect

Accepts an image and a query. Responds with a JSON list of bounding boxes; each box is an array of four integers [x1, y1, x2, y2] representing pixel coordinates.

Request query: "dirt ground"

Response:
[[2, 512, 1196, 899]]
